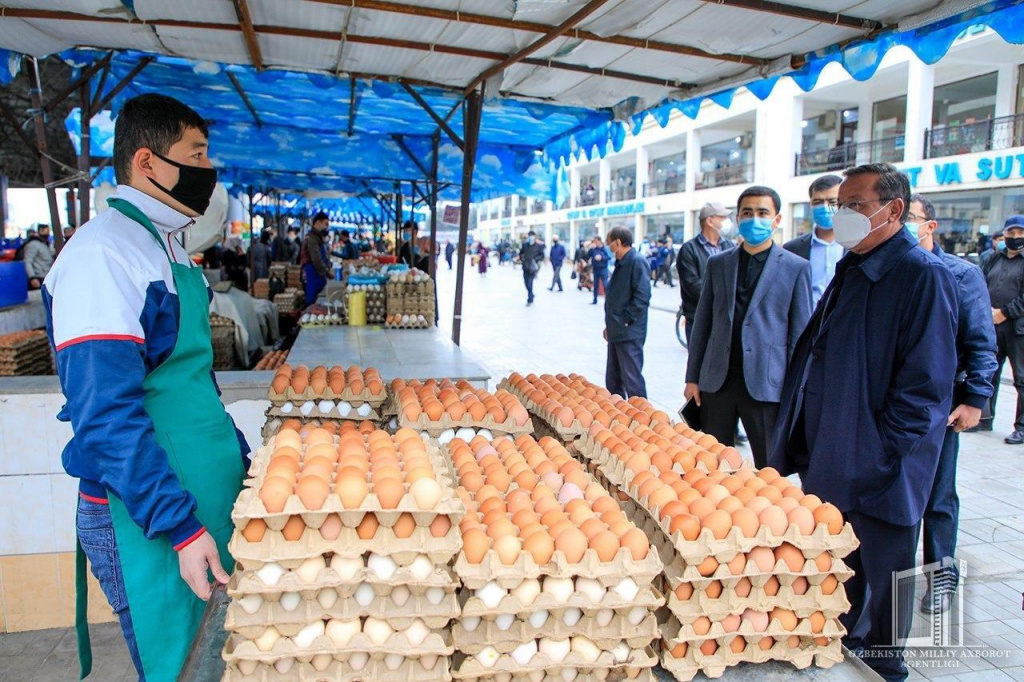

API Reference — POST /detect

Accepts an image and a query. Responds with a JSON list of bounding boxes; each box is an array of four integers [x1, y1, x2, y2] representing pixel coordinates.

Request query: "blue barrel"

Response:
[[0, 261, 28, 308]]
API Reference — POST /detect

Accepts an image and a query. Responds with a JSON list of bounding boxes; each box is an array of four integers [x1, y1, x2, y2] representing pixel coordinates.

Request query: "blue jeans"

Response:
[[77, 496, 146, 679], [606, 338, 647, 398], [593, 270, 609, 303], [922, 426, 960, 584]]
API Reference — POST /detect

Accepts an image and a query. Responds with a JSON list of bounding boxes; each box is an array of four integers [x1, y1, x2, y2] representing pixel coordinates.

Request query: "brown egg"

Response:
[[305, 428, 334, 448], [725, 552, 747, 575], [696, 555, 719, 577], [701, 510, 733, 540], [731, 508, 759, 538], [674, 582, 693, 601], [494, 535, 522, 565], [687, 497, 717, 521], [554, 528, 587, 563], [267, 457, 301, 480], [391, 512, 416, 539], [403, 403, 422, 421], [374, 478, 405, 509], [669, 513, 701, 541], [241, 518, 267, 542], [770, 607, 798, 631], [820, 574, 839, 595], [429, 514, 452, 538], [763, 576, 781, 596], [670, 642, 687, 659], [336, 470, 369, 509], [524, 531, 555, 564], [813, 503, 844, 534], [619, 528, 649, 560], [733, 577, 752, 597], [704, 580, 723, 598], [758, 636, 775, 651], [508, 404, 530, 426], [282, 515, 306, 541], [271, 374, 290, 394], [791, 577, 809, 595], [729, 635, 746, 654], [319, 513, 343, 540], [462, 528, 490, 563], [774, 543, 805, 572], [273, 445, 302, 463], [588, 530, 620, 561], [692, 616, 712, 636], [747, 546, 775, 572], [758, 506, 788, 536], [296, 476, 330, 510], [260, 476, 293, 513], [355, 513, 380, 539]]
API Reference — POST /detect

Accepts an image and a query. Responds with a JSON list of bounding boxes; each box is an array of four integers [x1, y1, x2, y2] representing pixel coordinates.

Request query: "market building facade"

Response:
[[476, 27, 1024, 258]]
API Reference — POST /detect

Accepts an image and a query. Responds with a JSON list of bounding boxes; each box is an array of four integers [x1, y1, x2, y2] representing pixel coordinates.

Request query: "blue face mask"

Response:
[[812, 205, 835, 229], [906, 222, 919, 240], [738, 218, 775, 246], [997, 240, 1007, 252]]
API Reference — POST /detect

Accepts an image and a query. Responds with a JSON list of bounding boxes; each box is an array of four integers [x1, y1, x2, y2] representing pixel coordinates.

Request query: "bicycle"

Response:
[[675, 306, 688, 348]]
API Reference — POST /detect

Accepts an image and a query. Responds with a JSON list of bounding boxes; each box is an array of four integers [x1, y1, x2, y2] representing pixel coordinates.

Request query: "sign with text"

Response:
[[443, 205, 461, 225], [566, 201, 646, 221]]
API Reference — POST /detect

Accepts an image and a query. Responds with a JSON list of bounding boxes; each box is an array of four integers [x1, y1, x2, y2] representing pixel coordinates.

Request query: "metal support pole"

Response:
[[429, 132, 440, 325], [28, 58, 65, 253], [395, 182, 403, 235], [452, 89, 483, 346], [0, 175, 8, 239], [65, 188, 76, 228], [78, 83, 91, 227]]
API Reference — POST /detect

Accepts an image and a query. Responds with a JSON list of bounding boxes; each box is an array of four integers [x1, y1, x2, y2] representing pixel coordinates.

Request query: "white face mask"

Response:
[[718, 218, 737, 240], [832, 201, 893, 250]]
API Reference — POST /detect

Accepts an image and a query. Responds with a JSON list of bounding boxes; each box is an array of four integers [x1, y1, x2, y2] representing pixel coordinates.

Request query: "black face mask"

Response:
[[148, 152, 218, 215], [1007, 237, 1024, 252]]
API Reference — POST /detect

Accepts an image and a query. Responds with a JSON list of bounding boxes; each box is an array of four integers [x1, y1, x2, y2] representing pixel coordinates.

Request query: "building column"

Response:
[[570, 168, 581, 208], [634, 213, 645, 242], [754, 84, 797, 185], [904, 58, 935, 163], [635, 146, 649, 200], [685, 130, 701, 193], [599, 158, 611, 204], [996, 64, 1018, 118], [855, 93, 874, 166]]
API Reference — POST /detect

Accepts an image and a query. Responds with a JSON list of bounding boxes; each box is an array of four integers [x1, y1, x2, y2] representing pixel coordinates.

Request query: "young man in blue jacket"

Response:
[[603, 227, 651, 398], [589, 236, 612, 304], [548, 235, 567, 292]]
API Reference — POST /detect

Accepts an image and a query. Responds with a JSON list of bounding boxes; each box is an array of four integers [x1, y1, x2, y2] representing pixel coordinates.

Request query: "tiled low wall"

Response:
[[0, 373, 270, 632]]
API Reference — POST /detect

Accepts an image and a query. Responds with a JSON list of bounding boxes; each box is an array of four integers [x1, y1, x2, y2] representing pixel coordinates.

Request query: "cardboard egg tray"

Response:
[[259, 415, 385, 441], [658, 615, 845, 681], [230, 561, 457, 596], [575, 432, 742, 484], [458, 584, 664, 620], [229, 519, 463, 564], [450, 644, 658, 680], [226, 589, 460, 634], [224, 628, 454, 663], [268, 380, 387, 407], [451, 670, 654, 682], [224, 655, 450, 682], [268, 400, 385, 421], [496, 380, 590, 440], [395, 410, 535, 439], [666, 581, 851, 622], [453, 612, 660, 655], [453, 545, 663, 591], [663, 611, 846, 645]]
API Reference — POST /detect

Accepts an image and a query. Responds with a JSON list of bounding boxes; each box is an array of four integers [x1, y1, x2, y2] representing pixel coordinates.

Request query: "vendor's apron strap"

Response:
[[75, 538, 92, 679]]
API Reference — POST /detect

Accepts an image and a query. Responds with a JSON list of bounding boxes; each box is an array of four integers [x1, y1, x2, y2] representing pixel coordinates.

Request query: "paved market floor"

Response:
[[5, 258, 1023, 681]]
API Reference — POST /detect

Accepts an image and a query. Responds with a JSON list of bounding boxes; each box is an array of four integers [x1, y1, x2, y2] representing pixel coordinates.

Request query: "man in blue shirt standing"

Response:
[[603, 227, 651, 398], [589, 236, 612, 305], [770, 164, 959, 681], [548, 235, 567, 292], [784, 175, 844, 307]]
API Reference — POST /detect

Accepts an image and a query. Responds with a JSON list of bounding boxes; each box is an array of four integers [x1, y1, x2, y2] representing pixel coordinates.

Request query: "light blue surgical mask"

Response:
[[997, 240, 1007, 252], [906, 222, 919, 240], [738, 218, 775, 246], [812, 204, 835, 229]]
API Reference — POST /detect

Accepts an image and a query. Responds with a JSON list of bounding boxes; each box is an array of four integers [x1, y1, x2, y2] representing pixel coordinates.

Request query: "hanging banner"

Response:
[[443, 205, 461, 225]]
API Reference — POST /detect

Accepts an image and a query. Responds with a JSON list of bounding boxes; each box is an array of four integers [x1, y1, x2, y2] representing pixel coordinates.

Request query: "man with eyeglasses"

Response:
[[784, 174, 844, 307], [908, 193, 996, 615], [982, 214, 1024, 444], [770, 164, 958, 682]]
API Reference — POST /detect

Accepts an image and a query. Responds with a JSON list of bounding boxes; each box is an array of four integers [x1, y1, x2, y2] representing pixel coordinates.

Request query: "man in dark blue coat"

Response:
[[603, 226, 651, 398], [548, 235, 567, 292], [589, 236, 612, 305], [908, 193, 997, 615], [769, 164, 959, 682]]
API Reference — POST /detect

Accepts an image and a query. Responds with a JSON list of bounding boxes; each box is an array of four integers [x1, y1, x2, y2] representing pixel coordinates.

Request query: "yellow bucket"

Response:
[[348, 291, 367, 326]]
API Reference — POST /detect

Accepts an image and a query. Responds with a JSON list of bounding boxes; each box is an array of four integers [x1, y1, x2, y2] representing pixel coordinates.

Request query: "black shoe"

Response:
[[1005, 429, 1024, 445], [590, 301, 598, 305], [735, 431, 748, 444], [547, 287, 553, 291], [920, 589, 952, 614], [966, 420, 993, 432]]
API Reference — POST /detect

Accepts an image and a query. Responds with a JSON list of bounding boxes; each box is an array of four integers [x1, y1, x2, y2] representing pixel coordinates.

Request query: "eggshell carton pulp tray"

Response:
[[660, 544, 856, 591], [223, 656, 451, 682], [459, 584, 664, 620], [231, 561, 457, 595], [664, 612, 846, 646], [666, 580, 851, 622], [260, 415, 382, 442], [268, 382, 387, 407], [450, 645, 658, 679], [225, 590, 460, 634], [229, 520, 462, 564], [395, 410, 535, 439], [453, 612, 660, 655], [451, 669, 654, 682], [223, 628, 454, 665], [576, 432, 741, 484], [248, 433, 450, 479], [453, 544, 663, 590], [267, 401, 385, 422], [497, 381, 588, 440], [658, 616, 844, 681]]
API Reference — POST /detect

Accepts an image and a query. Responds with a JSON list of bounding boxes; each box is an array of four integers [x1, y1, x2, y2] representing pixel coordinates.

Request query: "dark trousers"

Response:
[[991, 322, 1024, 430], [446, 255, 453, 269], [922, 426, 960, 583], [658, 262, 674, 286], [593, 270, 609, 303], [606, 338, 646, 398], [302, 263, 326, 306], [699, 369, 778, 468], [524, 270, 536, 302], [550, 264, 563, 291], [842, 511, 921, 682], [684, 317, 693, 344]]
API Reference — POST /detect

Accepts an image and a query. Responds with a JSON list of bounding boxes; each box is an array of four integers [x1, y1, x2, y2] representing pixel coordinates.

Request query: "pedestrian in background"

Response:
[[677, 202, 735, 343], [658, 236, 676, 287], [22, 223, 55, 289], [603, 226, 651, 398], [250, 229, 272, 281], [908, 193, 996, 615], [983, 215, 1024, 442], [519, 230, 545, 305], [589, 236, 612, 305], [548, 235, 566, 292], [770, 163, 959, 681], [300, 212, 331, 305], [476, 242, 488, 277], [684, 186, 811, 467], [445, 241, 455, 270], [574, 239, 591, 291], [784, 174, 844, 307], [979, 230, 1004, 270]]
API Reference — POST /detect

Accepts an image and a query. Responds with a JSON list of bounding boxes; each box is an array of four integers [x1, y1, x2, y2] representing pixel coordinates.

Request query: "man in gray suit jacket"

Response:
[[685, 186, 812, 467]]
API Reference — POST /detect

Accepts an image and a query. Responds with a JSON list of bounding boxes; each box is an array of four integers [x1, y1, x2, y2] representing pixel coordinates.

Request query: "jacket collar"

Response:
[[853, 227, 917, 283], [109, 185, 195, 238]]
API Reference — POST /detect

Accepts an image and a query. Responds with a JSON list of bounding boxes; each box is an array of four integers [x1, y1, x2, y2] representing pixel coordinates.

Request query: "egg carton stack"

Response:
[[388, 379, 535, 444], [574, 425, 859, 681], [274, 288, 305, 314], [254, 349, 290, 371], [284, 265, 303, 290], [210, 313, 238, 371], [344, 282, 387, 324], [299, 304, 345, 327], [268, 365, 389, 423], [498, 373, 671, 446], [260, 418, 380, 444], [0, 330, 54, 376], [253, 278, 271, 300], [448, 433, 664, 682], [223, 422, 465, 680], [386, 268, 435, 328]]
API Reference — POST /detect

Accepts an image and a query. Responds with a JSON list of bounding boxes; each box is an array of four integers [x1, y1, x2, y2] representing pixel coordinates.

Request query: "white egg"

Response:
[[455, 427, 476, 440], [511, 578, 540, 606], [254, 626, 280, 652], [274, 657, 295, 674], [330, 555, 363, 581], [511, 639, 538, 666], [317, 588, 339, 609], [385, 653, 405, 671], [575, 577, 606, 604], [311, 654, 333, 672], [594, 608, 614, 627], [543, 577, 574, 604], [238, 594, 263, 615], [354, 583, 376, 607], [461, 616, 481, 632], [300, 400, 316, 416], [425, 586, 445, 605], [610, 641, 630, 663], [295, 556, 326, 584], [280, 402, 294, 414], [571, 636, 601, 663], [539, 637, 570, 663], [325, 619, 360, 647], [611, 577, 639, 601], [318, 400, 335, 412], [477, 428, 493, 440], [475, 646, 500, 669], [437, 429, 455, 445], [408, 555, 433, 581], [495, 613, 515, 631], [338, 401, 353, 417], [357, 403, 372, 417], [367, 553, 398, 580], [279, 591, 301, 612], [390, 585, 411, 607], [256, 562, 285, 586], [476, 580, 507, 609], [293, 620, 325, 648], [528, 610, 549, 628], [348, 651, 369, 671], [363, 617, 394, 645], [562, 608, 583, 627], [404, 619, 430, 646], [626, 606, 646, 625]]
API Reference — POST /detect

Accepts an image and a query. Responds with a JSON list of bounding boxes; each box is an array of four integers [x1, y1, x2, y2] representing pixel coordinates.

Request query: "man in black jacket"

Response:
[[604, 226, 651, 398], [676, 202, 735, 343], [519, 231, 545, 305], [984, 215, 1024, 442]]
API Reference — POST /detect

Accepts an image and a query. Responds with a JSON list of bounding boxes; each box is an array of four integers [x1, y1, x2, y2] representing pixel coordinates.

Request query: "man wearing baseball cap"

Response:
[[983, 214, 1024, 443], [676, 202, 735, 343]]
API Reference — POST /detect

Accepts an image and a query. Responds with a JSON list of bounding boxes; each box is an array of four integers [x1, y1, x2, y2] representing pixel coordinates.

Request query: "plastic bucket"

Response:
[[0, 261, 28, 308], [347, 291, 367, 326]]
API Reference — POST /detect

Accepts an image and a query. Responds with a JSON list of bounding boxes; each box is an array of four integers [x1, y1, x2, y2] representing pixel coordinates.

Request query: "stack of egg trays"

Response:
[[222, 430, 465, 680], [267, 376, 388, 423]]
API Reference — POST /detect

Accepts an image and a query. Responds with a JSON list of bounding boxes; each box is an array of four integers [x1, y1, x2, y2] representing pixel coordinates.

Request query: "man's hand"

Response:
[[993, 308, 1008, 325], [603, 328, 608, 342], [684, 382, 701, 407], [178, 531, 228, 600], [948, 404, 982, 432]]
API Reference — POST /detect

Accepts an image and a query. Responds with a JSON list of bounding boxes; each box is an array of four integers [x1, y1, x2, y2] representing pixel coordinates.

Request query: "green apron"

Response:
[[76, 198, 244, 680]]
